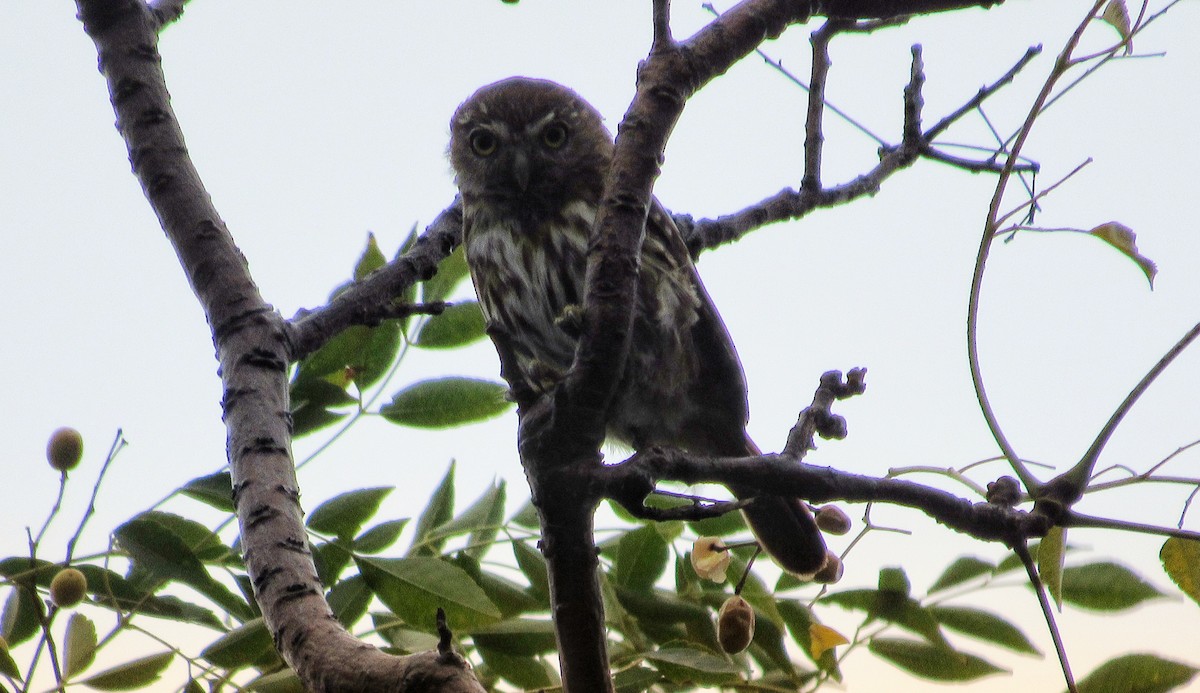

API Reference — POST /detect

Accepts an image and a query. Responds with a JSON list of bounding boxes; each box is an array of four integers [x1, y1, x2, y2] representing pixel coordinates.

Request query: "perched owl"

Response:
[[449, 77, 828, 577]]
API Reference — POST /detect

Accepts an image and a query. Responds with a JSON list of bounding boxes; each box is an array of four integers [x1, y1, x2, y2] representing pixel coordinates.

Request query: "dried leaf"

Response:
[[809, 623, 849, 659], [1088, 221, 1157, 287], [1100, 0, 1132, 50]]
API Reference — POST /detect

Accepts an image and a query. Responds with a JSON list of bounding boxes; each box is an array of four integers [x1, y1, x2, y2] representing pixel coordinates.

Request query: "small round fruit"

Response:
[[46, 427, 84, 473], [717, 595, 755, 654], [815, 505, 852, 535], [812, 551, 844, 584], [49, 567, 88, 608]]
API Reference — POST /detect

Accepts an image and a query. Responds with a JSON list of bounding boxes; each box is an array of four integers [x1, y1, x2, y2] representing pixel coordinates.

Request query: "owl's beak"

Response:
[[512, 150, 530, 192]]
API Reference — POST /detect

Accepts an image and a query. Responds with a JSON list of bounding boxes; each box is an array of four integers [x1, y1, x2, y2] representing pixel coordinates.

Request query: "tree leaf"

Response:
[[78, 652, 174, 691], [381, 377, 512, 429], [928, 556, 996, 593], [1038, 526, 1066, 609], [408, 463, 455, 556], [929, 605, 1039, 654], [1099, 0, 1132, 45], [114, 517, 253, 621], [1160, 537, 1200, 607], [178, 472, 235, 512], [0, 641, 20, 679], [642, 647, 741, 686], [1058, 561, 1163, 611], [431, 481, 506, 560], [1088, 221, 1156, 287], [327, 574, 372, 628], [137, 511, 236, 564], [244, 668, 306, 693], [613, 526, 669, 591], [421, 245, 471, 304], [809, 623, 849, 659], [878, 566, 911, 596], [307, 487, 393, 539], [869, 638, 1006, 681], [354, 232, 387, 281], [513, 540, 550, 603], [1078, 653, 1197, 693], [1, 585, 41, 647], [476, 646, 556, 689], [468, 619, 558, 656], [200, 618, 272, 670], [64, 612, 97, 679], [414, 301, 487, 349], [357, 556, 500, 632], [353, 519, 410, 555]]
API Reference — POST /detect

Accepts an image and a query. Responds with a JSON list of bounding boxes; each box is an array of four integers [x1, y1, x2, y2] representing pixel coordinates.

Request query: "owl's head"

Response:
[[449, 77, 613, 218]]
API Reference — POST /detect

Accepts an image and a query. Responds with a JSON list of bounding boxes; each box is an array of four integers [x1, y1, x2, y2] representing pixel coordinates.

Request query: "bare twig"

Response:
[[1015, 541, 1077, 693]]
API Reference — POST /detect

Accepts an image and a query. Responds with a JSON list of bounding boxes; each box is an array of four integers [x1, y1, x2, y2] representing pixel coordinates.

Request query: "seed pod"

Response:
[[811, 551, 844, 584], [50, 567, 88, 608], [717, 595, 755, 654], [46, 427, 84, 473], [814, 505, 852, 535]]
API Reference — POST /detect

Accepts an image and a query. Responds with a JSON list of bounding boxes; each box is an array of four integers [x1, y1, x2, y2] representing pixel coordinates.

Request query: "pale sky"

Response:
[[3, 1, 1199, 691]]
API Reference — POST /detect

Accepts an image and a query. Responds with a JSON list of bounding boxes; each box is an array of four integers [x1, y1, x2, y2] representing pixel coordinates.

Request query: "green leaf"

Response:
[[870, 638, 1006, 681], [0, 641, 19, 679], [64, 612, 98, 678], [354, 232, 388, 281], [353, 519, 410, 555], [928, 556, 996, 593], [200, 618, 272, 670], [179, 472, 235, 512], [455, 555, 543, 618], [687, 505, 747, 538], [613, 526, 669, 591], [821, 588, 945, 647], [513, 540, 550, 603], [415, 301, 487, 349], [421, 245, 471, 303], [114, 517, 253, 622], [642, 646, 741, 686], [357, 556, 500, 632], [510, 500, 540, 529], [1160, 537, 1200, 607], [73, 565, 222, 629], [1039, 526, 1066, 609], [1087, 221, 1156, 288], [432, 481, 506, 560], [477, 646, 556, 689], [468, 619, 558, 656], [381, 377, 512, 429], [408, 463, 455, 556], [878, 566, 911, 596], [245, 669, 305, 693], [613, 665, 664, 692], [929, 605, 1039, 654], [79, 652, 174, 691], [1077, 653, 1198, 693], [327, 574, 372, 628], [1059, 562, 1163, 611], [137, 511, 236, 564], [307, 487, 394, 539], [1, 585, 41, 647]]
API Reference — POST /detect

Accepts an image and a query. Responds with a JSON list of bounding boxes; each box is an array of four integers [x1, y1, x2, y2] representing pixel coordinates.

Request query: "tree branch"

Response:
[[75, 2, 481, 690]]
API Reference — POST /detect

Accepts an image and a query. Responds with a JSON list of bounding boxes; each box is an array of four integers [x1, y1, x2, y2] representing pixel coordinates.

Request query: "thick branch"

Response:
[[75, 2, 480, 690]]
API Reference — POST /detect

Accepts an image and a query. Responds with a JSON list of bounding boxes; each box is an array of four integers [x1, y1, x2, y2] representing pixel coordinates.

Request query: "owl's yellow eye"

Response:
[[541, 123, 568, 149], [470, 130, 498, 156]]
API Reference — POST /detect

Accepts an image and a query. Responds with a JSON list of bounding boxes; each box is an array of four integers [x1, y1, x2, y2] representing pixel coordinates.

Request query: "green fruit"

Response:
[[49, 567, 88, 608], [46, 427, 83, 472]]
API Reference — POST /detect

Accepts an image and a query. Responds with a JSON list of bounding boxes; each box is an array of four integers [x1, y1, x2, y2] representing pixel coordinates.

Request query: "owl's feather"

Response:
[[450, 77, 827, 577]]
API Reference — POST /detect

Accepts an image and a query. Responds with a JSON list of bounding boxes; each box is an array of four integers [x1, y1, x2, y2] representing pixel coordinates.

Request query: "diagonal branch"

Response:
[[74, 2, 481, 691]]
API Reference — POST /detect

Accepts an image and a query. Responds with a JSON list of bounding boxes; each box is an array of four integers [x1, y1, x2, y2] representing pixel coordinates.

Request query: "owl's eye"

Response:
[[469, 130, 498, 156], [541, 123, 568, 149]]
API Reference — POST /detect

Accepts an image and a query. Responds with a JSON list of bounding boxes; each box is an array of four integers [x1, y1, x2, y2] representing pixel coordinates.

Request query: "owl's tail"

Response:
[[730, 436, 829, 578]]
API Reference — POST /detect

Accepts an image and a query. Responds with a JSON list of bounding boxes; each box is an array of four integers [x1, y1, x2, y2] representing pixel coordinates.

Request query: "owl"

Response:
[[449, 77, 827, 577]]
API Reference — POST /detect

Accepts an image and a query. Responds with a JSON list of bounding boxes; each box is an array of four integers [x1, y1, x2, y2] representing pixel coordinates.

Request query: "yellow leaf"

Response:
[[809, 623, 849, 660], [1100, 0, 1132, 49], [1160, 537, 1200, 607], [690, 537, 731, 583], [1088, 221, 1157, 288]]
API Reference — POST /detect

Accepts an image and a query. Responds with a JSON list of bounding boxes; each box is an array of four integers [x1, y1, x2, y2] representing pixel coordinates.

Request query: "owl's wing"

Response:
[[646, 198, 751, 456]]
